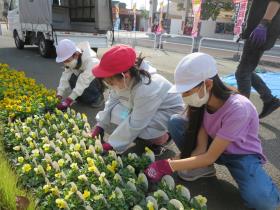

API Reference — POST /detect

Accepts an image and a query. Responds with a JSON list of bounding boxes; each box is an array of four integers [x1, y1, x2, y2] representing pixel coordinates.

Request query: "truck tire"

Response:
[[38, 36, 53, 58], [13, 31, 24, 49]]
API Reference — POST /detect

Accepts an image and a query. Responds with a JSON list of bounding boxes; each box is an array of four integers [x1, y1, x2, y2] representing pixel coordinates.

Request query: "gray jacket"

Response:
[[96, 73, 184, 153]]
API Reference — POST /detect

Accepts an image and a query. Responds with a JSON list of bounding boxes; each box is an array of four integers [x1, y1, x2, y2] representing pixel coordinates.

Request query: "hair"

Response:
[[181, 74, 236, 158], [106, 54, 152, 89]]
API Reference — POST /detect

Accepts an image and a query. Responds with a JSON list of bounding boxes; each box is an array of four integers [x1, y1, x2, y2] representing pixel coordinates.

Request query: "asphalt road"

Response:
[[0, 34, 280, 210]]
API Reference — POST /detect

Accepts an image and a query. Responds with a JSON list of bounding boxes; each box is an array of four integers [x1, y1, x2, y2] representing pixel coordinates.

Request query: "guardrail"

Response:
[[198, 37, 245, 52], [145, 32, 157, 49], [158, 33, 195, 52]]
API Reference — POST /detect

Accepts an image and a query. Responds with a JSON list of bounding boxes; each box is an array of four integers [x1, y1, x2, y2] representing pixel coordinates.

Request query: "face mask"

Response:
[[183, 83, 209, 107], [65, 58, 78, 69], [104, 73, 128, 91]]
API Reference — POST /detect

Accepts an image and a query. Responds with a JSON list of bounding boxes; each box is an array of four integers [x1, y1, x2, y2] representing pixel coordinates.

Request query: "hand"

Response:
[[91, 126, 104, 140], [249, 21, 269, 47], [144, 159, 173, 182], [102, 143, 113, 152], [56, 97, 73, 110]]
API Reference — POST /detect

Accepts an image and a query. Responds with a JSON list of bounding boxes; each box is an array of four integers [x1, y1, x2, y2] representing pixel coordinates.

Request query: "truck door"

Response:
[[7, 0, 20, 34]]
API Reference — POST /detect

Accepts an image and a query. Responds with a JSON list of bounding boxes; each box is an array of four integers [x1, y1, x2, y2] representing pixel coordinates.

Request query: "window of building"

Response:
[[215, 22, 234, 34]]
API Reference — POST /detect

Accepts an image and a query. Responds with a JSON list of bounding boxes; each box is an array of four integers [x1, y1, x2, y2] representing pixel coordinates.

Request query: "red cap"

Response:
[[92, 45, 136, 78]]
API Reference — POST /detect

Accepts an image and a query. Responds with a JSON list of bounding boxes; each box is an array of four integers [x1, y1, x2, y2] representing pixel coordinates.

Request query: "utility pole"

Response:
[[148, 0, 158, 32], [166, 0, 170, 19]]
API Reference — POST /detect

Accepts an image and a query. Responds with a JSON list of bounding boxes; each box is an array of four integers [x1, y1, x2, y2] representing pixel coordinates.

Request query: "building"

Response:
[[112, 1, 146, 31]]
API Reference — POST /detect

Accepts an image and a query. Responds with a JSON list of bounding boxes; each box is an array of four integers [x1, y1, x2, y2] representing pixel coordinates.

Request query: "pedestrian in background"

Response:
[[235, 0, 280, 118]]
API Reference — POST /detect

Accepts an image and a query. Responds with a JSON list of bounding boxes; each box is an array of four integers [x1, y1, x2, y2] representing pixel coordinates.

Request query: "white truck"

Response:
[[7, 0, 113, 57]]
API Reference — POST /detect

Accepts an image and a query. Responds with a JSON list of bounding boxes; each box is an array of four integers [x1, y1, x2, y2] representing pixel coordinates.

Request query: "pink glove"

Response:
[[91, 126, 104, 140], [144, 159, 173, 182], [56, 97, 73, 110], [102, 143, 113, 152]]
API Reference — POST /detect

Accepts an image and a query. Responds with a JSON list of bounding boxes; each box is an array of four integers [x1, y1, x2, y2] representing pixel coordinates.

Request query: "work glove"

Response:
[[102, 143, 113, 152], [144, 159, 173, 182], [56, 97, 73, 110], [91, 126, 104, 140], [249, 20, 269, 47]]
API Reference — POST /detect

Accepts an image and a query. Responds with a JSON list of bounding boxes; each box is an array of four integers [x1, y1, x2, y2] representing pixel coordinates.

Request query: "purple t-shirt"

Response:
[[203, 94, 266, 161]]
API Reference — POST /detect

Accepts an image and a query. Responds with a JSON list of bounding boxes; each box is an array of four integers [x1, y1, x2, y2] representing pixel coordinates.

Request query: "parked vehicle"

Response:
[[7, 0, 113, 57]]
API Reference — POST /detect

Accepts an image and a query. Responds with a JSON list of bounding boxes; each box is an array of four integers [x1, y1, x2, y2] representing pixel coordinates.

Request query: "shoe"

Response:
[[91, 95, 105, 108], [177, 165, 216, 181], [149, 134, 173, 156], [149, 144, 166, 156], [259, 97, 280, 119]]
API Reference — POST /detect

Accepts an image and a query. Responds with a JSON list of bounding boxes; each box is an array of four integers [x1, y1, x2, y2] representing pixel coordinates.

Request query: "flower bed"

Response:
[[0, 63, 58, 121], [0, 64, 208, 210]]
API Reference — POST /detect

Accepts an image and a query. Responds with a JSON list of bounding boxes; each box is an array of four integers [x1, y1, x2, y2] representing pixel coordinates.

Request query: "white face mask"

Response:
[[103, 73, 128, 91], [65, 58, 78, 69], [183, 83, 209, 107]]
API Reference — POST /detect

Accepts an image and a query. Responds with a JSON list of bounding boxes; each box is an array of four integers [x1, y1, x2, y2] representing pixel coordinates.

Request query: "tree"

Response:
[[200, 0, 234, 21]]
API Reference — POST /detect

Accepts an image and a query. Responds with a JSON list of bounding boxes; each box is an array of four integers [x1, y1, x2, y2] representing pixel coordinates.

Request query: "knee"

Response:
[[168, 115, 185, 134], [241, 187, 280, 210], [167, 115, 188, 143]]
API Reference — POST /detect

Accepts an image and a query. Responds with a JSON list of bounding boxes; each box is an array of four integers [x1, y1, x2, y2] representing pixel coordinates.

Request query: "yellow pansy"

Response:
[[194, 195, 207, 207], [147, 201, 155, 210], [51, 186, 60, 196], [22, 164, 32, 173], [58, 159, 65, 167], [65, 191, 73, 200], [88, 165, 97, 172], [70, 163, 78, 170], [17, 156, 24, 163], [83, 190, 91, 200], [32, 149, 40, 157], [43, 184, 51, 193], [46, 164, 52, 171], [43, 144, 50, 152], [86, 157, 95, 167], [55, 198, 67, 209], [74, 143, 81, 151]]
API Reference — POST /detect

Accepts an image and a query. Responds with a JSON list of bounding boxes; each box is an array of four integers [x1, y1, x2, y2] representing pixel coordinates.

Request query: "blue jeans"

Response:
[[168, 114, 280, 210]]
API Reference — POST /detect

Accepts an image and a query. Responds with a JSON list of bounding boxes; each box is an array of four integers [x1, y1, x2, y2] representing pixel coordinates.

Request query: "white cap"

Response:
[[55, 39, 81, 63], [169, 52, 217, 93]]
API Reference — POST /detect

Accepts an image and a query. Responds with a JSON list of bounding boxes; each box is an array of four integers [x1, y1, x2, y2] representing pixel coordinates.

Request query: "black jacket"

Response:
[[242, 0, 280, 41]]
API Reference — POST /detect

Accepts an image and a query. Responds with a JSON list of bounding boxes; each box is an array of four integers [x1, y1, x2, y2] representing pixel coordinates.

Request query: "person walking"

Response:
[[235, 0, 280, 118]]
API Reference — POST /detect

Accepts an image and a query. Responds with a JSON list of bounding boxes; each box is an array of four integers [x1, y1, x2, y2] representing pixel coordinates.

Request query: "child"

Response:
[[91, 45, 184, 154], [55, 39, 104, 110], [145, 52, 280, 210]]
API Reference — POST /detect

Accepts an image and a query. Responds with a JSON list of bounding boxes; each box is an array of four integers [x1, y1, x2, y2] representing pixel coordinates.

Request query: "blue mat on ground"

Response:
[[222, 72, 280, 98]]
